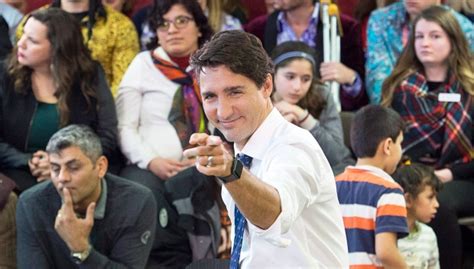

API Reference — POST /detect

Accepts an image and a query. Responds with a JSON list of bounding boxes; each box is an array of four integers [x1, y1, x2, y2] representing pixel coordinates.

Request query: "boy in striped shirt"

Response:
[[336, 105, 408, 268]]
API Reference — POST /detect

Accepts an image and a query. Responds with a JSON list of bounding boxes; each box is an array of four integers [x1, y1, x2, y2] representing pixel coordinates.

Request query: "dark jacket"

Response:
[[0, 16, 11, 61], [16, 173, 157, 269], [261, 9, 368, 111], [0, 62, 118, 170]]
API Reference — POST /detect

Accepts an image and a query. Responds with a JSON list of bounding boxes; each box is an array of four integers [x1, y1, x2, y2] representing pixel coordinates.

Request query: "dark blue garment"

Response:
[[230, 154, 253, 269], [16, 173, 157, 269]]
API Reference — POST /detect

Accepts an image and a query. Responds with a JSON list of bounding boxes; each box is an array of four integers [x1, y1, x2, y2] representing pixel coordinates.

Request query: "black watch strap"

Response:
[[218, 157, 243, 184]]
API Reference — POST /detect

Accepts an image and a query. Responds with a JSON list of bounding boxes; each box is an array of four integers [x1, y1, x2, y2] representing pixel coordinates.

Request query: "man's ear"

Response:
[[96, 156, 108, 178], [262, 73, 273, 98]]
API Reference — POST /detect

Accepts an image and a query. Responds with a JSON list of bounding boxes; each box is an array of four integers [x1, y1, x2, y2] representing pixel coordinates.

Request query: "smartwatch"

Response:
[[71, 244, 91, 264], [218, 157, 243, 184]]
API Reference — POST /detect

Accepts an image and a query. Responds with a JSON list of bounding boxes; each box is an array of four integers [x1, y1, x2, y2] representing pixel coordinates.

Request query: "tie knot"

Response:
[[237, 153, 253, 168]]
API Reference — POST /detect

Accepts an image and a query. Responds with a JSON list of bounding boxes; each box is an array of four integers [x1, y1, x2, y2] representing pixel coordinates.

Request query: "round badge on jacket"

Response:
[[159, 207, 168, 228]]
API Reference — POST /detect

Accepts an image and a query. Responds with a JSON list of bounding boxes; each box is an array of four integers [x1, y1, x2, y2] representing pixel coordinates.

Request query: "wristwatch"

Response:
[[218, 157, 243, 184], [71, 244, 91, 264]]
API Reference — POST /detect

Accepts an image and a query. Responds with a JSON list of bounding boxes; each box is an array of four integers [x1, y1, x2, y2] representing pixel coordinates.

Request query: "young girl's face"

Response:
[[273, 59, 313, 105], [414, 18, 452, 69], [409, 185, 439, 224]]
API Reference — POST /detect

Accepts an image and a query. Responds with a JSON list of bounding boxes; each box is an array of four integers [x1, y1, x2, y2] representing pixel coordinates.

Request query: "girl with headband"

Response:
[[271, 41, 354, 175]]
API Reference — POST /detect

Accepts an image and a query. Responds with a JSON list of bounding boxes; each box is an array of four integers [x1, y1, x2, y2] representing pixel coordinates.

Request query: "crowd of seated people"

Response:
[[0, 0, 473, 268]]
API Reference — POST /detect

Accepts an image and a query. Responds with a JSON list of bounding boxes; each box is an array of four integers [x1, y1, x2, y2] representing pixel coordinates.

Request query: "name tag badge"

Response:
[[438, 93, 461, 103]]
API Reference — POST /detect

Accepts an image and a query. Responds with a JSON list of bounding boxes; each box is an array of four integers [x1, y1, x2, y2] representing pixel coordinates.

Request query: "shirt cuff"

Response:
[[249, 212, 291, 248], [138, 154, 155, 170], [341, 73, 362, 97], [247, 182, 296, 247]]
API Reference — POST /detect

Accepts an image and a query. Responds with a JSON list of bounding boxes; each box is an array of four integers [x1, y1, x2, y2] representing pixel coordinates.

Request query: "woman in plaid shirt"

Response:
[[381, 6, 473, 269]]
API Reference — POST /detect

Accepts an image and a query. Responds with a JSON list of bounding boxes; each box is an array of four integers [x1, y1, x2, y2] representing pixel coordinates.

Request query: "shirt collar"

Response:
[[277, 3, 320, 32], [94, 178, 107, 220], [349, 165, 395, 183], [234, 108, 284, 161]]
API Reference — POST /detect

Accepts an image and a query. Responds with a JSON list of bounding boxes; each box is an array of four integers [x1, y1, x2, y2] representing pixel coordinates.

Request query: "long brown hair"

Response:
[[271, 41, 327, 119], [381, 5, 474, 107], [7, 8, 98, 127]]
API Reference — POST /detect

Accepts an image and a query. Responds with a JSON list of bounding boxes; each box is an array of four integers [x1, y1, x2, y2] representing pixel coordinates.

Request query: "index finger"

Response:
[[61, 187, 75, 215], [188, 133, 210, 146]]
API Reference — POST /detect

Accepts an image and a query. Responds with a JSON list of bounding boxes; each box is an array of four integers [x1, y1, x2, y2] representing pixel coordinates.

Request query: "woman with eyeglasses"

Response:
[[117, 0, 213, 183], [115, 0, 217, 267]]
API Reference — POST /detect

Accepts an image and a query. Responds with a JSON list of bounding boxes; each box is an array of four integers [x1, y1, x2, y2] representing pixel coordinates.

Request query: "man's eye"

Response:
[[69, 166, 79, 171], [229, 91, 242, 96]]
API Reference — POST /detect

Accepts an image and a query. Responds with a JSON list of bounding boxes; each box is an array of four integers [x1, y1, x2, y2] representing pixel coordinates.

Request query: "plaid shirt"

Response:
[[392, 72, 473, 168]]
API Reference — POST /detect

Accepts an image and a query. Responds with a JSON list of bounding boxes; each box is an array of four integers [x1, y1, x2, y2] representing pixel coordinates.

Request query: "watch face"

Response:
[[218, 158, 243, 183], [71, 245, 91, 264]]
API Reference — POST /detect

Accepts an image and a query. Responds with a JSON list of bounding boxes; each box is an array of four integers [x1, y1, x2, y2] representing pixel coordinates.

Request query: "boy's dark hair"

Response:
[[392, 163, 442, 198], [190, 30, 273, 88], [351, 105, 405, 158]]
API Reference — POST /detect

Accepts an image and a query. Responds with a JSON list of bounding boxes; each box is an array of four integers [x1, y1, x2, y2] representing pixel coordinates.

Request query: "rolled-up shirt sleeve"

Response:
[[247, 143, 322, 246]]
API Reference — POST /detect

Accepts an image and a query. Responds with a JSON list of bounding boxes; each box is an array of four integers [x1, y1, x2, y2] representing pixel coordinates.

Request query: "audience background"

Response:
[[271, 41, 355, 175], [117, 0, 223, 266], [0, 8, 117, 191], [365, 0, 474, 104], [0, 0, 473, 267], [381, 6, 474, 268]]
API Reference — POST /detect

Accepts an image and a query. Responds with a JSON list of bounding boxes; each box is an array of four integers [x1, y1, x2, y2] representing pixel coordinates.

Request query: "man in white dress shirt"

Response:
[[183, 30, 348, 268]]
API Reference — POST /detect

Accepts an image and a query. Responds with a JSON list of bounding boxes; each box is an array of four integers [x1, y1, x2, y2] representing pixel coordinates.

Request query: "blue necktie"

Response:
[[229, 154, 253, 269]]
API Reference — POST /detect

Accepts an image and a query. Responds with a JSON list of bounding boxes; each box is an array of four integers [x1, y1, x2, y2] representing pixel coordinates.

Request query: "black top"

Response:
[[0, 62, 118, 170], [0, 16, 12, 61]]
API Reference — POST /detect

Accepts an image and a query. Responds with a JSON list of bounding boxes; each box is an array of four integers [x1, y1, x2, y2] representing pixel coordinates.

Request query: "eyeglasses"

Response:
[[158, 16, 194, 32]]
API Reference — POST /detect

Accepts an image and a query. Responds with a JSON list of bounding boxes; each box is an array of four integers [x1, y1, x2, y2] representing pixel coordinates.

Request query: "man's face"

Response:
[[404, 0, 440, 18], [273, 0, 310, 11], [49, 146, 107, 212], [199, 65, 273, 150]]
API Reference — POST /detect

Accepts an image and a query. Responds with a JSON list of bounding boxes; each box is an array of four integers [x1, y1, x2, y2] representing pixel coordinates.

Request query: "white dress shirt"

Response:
[[222, 108, 349, 268]]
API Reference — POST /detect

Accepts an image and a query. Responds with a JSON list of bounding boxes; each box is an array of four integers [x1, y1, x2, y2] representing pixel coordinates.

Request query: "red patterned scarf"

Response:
[[151, 51, 207, 148]]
